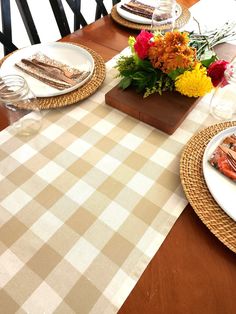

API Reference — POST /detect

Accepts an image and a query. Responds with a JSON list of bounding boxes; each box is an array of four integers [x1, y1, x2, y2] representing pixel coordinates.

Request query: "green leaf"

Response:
[[120, 69, 136, 76], [201, 54, 218, 67], [128, 36, 136, 53], [116, 55, 175, 97], [148, 74, 157, 88], [168, 68, 185, 80], [138, 60, 153, 70], [118, 77, 132, 89], [132, 72, 147, 80], [115, 56, 136, 73]]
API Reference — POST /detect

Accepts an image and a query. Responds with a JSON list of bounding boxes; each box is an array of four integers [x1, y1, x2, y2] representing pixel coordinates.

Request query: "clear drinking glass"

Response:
[[210, 62, 236, 121], [151, 0, 177, 33], [0, 75, 41, 136]]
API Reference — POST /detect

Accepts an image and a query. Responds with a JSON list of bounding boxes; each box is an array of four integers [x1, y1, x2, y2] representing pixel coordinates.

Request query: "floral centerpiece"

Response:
[[115, 24, 236, 98]]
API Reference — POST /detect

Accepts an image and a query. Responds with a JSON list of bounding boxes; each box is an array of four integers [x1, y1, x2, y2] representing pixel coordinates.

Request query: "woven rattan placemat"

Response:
[[0, 43, 106, 109], [111, 3, 190, 31], [180, 121, 236, 253]]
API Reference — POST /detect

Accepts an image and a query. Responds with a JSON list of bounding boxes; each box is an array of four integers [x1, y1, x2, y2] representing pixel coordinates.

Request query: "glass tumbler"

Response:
[[0, 75, 42, 136], [151, 0, 177, 33], [209, 62, 236, 121]]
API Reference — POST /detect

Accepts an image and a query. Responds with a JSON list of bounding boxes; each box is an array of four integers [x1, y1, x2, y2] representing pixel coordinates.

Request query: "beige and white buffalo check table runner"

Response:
[[1, 52, 217, 313]]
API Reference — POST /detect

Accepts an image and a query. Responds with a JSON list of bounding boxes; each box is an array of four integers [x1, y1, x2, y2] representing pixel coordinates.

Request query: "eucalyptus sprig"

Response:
[[189, 21, 236, 60]]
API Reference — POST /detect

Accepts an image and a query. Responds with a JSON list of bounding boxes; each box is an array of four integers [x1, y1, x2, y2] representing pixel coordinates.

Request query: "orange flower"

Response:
[[148, 31, 197, 73], [165, 31, 189, 46]]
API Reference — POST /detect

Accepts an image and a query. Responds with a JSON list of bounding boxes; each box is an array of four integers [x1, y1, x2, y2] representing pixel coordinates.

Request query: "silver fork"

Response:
[[31, 59, 78, 79], [227, 151, 236, 172], [21, 58, 77, 85]]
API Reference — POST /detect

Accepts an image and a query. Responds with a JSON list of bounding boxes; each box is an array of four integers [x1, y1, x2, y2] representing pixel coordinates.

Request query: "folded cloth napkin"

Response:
[[120, 0, 155, 19], [15, 53, 90, 90], [208, 133, 236, 181]]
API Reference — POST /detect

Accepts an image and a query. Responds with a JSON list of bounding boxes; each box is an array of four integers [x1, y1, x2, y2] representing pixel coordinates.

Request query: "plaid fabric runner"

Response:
[[0, 54, 217, 313]]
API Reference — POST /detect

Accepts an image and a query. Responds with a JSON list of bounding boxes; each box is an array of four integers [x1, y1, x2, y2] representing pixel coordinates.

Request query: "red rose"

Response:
[[134, 30, 154, 59], [207, 60, 229, 87]]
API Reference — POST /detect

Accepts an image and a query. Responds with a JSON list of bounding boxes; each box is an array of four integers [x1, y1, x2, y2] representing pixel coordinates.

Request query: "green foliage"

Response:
[[115, 55, 174, 97], [144, 75, 174, 97], [115, 56, 136, 75], [128, 36, 136, 53], [168, 68, 185, 80], [118, 77, 132, 89], [201, 54, 218, 67], [115, 23, 236, 98], [188, 22, 236, 64]]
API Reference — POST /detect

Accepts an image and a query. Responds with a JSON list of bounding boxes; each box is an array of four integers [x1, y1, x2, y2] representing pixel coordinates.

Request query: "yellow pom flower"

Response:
[[175, 63, 213, 97]]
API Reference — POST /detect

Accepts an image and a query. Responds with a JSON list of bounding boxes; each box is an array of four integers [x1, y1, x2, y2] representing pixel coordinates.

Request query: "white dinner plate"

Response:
[[202, 126, 236, 221], [117, 0, 182, 25], [0, 42, 94, 98]]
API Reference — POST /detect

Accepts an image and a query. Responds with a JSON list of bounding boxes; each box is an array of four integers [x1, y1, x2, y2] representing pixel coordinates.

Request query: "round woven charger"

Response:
[[180, 121, 236, 253], [0, 43, 106, 109], [111, 3, 190, 31]]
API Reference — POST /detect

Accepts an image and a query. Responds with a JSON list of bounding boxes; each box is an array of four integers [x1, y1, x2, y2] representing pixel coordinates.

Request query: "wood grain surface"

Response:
[[105, 85, 197, 134], [119, 205, 236, 314]]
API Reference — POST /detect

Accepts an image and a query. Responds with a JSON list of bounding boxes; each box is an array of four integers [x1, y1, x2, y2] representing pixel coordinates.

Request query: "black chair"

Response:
[[95, 0, 121, 20], [1, 0, 120, 56], [49, 0, 87, 32], [50, 0, 121, 32], [1, 0, 16, 55], [0, 31, 18, 57], [1, 0, 42, 56]]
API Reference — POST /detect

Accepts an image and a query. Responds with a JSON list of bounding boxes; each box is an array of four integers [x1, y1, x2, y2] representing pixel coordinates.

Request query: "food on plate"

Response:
[[15, 53, 90, 90], [208, 133, 236, 181], [121, 0, 155, 19]]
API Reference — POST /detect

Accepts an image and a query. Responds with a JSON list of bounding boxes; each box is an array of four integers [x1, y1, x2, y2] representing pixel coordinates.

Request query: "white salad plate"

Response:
[[117, 0, 182, 25], [0, 42, 94, 98], [202, 126, 236, 221]]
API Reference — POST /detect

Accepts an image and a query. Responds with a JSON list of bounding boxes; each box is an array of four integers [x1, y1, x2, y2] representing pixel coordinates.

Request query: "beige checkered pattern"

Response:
[[0, 53, 218, 313]]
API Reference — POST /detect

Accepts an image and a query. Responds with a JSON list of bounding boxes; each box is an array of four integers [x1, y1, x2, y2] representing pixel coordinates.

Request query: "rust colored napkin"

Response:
[[121, 0, 155, 19], [15, 53, 90, 90], [208, 134, 236, 181]]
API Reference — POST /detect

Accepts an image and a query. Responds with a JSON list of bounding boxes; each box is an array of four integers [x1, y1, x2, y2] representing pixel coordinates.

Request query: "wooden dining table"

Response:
[[1, 1, 235, 313]]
